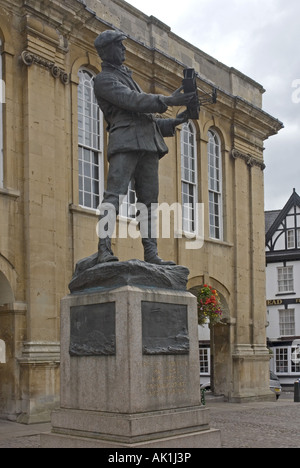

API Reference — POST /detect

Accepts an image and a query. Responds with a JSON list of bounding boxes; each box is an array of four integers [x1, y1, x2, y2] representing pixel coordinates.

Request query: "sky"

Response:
[[125, 0, 300, 211]]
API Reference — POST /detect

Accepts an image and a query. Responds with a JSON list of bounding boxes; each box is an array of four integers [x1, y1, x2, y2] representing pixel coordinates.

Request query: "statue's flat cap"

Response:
[[94, 30, 127, 51]]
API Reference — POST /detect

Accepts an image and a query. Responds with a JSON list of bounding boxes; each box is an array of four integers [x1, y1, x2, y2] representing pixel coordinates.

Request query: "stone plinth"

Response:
[[41, 262, 220, 448]]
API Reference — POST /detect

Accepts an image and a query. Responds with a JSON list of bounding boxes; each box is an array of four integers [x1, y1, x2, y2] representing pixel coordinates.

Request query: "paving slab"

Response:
[[0, 394, 299, 448], [0, 419, 51, 448]]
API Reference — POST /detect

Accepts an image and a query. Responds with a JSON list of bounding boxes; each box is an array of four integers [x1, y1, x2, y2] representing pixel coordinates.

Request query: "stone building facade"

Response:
[[0, 0, 283, 423]]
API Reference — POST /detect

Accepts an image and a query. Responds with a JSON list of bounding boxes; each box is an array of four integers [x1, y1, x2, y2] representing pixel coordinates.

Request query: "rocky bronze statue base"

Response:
[[41, 259, 221, 448]]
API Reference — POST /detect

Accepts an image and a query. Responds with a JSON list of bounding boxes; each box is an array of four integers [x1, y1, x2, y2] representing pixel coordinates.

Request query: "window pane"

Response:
[[85, 193, 91, 208], [84, 177, 91, 193], [84, 162, 90, 176], [93, 194, 100, 210], [120, 179, 137, 219], [79, 190, 83, 206], [79, 175, 83, 191]]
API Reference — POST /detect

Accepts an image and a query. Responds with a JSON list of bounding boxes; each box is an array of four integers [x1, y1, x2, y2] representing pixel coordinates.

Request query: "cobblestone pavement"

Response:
[[208, 393, 300, 448], [0, 394, 299, 448]]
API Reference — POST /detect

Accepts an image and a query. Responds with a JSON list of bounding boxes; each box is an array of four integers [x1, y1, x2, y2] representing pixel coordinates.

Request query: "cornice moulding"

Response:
[[231, 148, 266, 170], [20, 50, 70, 84]]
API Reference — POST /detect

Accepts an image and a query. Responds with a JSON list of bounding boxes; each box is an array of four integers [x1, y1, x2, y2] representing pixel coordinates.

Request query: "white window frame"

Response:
[[297, 228, 300, 249], [199, 347, 210, 375], [287, 229, 295, 249], [277, 266, 294, 293], [279, 309, 295, 337], [275, 346, 300, 375], [208, 130, 223, 240], [78, 68, 104, 210], [275, 347, 289, 374], [181, 121, 198, 234]]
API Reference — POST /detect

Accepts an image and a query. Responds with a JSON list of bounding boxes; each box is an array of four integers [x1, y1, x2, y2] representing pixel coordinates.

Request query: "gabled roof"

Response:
[[265, 189, 300, 242], [265, 210, 281, 234]]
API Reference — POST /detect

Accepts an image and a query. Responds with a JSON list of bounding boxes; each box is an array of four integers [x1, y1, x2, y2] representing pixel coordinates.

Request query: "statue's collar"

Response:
[[101, 61, 132, 77]]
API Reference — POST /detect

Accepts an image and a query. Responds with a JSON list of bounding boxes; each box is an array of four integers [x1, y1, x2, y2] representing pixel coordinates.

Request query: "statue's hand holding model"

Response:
[[94, 30, 196, 266]]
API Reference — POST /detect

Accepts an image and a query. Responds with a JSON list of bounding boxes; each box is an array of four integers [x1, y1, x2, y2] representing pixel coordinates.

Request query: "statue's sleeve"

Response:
[[94, 74, 168, 114], [155, 118, 176, 138]]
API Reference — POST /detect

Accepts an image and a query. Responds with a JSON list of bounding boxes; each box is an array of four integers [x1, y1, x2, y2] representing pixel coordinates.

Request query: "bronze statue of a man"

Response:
[[94, 30, 195, 265]]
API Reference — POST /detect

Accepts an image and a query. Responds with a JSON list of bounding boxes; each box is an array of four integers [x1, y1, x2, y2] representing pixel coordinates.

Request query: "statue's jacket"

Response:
[[94, 62, 176, 160]]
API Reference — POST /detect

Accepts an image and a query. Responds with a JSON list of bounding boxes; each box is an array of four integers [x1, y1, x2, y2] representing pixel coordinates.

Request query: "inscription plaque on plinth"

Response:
[[143, 360, 187, 398], [142, 301, 189, 355], [70, 303, 116, 356]]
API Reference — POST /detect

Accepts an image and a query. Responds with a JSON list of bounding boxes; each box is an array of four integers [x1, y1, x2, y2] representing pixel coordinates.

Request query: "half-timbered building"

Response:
[[266, 189, 300, 386]]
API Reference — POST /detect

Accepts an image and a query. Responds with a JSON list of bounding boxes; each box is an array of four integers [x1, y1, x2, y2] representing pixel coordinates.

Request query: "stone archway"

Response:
[[0, 271, 14, 305], [0, 271, 26, 420], [189, 284, 231, 399]]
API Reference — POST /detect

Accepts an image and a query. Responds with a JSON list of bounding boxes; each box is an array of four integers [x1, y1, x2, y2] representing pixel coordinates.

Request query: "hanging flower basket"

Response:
[[197, 285, 223, 327]]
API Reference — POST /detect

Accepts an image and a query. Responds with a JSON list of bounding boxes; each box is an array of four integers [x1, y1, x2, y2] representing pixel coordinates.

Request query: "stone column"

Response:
[[230, 153, 273, 402]]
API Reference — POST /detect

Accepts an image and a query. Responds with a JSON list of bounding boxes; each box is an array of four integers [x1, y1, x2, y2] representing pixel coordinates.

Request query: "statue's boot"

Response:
[[97, 201, 119, 264], [97, 237, 119, 264], [142, 238, 176, 266]]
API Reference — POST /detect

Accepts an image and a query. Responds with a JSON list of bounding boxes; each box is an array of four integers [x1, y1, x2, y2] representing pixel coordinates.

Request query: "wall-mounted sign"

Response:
[[267, 298, 300, 307]]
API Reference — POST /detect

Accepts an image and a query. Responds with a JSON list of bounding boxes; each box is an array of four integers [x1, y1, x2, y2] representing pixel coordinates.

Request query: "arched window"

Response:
[[181, 122, 198, 233], [78, 69, 103, 210], [0, 38, 4, 188], [208, 129, 223, 240]]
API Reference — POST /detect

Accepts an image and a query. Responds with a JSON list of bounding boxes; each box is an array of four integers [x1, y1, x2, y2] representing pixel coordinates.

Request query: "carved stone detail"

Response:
[[231, 148, 266, 170], [21, 50, 69, 85]]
